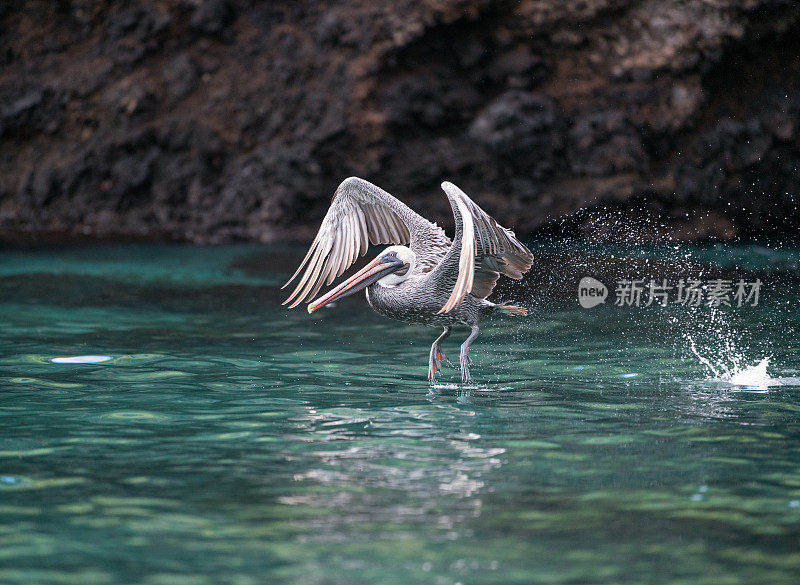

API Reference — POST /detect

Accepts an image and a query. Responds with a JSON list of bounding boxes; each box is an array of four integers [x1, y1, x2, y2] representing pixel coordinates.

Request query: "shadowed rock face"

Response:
[[1, 0, 799, 243]]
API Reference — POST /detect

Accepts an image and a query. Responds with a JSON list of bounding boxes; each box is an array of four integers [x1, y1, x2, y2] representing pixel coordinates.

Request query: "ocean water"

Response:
[[0, 242, 798, 585]]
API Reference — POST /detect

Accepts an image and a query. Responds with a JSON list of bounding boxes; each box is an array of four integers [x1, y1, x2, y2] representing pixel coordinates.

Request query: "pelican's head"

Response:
[[307, 246, 415, 313], [376, 245, 415, 286]]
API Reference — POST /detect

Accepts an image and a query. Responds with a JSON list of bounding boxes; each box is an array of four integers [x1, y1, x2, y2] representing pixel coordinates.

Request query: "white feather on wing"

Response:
[[437, 181, 534, 313], [282, 177, 446, 308]]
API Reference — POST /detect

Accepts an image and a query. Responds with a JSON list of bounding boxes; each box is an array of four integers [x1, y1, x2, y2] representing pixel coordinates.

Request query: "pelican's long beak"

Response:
[[307, 256, 402, 313]]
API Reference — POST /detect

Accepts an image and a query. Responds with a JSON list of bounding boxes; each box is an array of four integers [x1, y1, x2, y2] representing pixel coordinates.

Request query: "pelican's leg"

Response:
[[428, 326, 451, 382], [459, 325, 480, 383]]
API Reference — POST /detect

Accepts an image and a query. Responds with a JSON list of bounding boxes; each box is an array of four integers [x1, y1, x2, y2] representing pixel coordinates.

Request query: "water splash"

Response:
[[688, 337, 773, 389], [726, 358, 772, 389]]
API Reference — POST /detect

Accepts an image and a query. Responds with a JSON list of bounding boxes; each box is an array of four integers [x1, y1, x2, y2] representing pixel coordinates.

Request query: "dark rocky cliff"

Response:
[[2, 0, 799, 243]]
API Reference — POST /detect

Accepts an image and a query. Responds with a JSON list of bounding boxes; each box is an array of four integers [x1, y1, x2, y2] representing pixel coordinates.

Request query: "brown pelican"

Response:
[[282, 177, 533, 382]]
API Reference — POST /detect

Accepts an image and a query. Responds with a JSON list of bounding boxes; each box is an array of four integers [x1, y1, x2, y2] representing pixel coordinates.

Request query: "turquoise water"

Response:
[[1, 242, 799, 585]]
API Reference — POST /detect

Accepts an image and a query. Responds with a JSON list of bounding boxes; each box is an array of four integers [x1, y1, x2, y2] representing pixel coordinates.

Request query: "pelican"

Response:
[[282, 177, 533, 382]]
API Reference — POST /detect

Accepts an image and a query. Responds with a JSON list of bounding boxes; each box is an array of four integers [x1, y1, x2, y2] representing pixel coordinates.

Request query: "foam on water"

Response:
[[51, 355, 113, 364]]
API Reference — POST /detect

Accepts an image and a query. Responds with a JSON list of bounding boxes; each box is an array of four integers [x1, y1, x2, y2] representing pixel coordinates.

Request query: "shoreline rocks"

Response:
[[2, 1, 799, 244]]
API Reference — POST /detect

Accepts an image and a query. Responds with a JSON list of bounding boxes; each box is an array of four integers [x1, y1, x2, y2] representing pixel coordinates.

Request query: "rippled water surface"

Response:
[[1, 242, 799, 585]]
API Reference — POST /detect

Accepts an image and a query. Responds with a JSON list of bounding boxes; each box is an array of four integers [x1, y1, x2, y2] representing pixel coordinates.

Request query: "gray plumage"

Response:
[[283, 177, 534, 382]]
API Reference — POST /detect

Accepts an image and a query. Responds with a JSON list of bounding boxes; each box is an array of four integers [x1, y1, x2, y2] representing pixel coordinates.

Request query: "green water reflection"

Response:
[[0, 242, 798, 585]]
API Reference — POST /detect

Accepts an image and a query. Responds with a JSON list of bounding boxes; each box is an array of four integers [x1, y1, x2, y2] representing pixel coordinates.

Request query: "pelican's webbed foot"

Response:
[[459, 325, 480, 383], [428, 326, 451, 382]]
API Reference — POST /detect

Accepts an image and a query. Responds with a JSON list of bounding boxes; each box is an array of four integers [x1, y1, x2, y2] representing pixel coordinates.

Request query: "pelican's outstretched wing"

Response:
[[433, 181, 534, 313], [282, 177, 449, 308]]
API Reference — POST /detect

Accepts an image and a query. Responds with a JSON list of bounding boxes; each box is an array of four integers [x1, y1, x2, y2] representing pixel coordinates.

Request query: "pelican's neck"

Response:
[[365, 280, 397, 305], [365, 281, 396, 316], [365, 284, 374, 306]]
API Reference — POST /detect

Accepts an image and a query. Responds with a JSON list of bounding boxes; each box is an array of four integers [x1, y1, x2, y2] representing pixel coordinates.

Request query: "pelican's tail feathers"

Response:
[[495, 303, 527, 317]]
